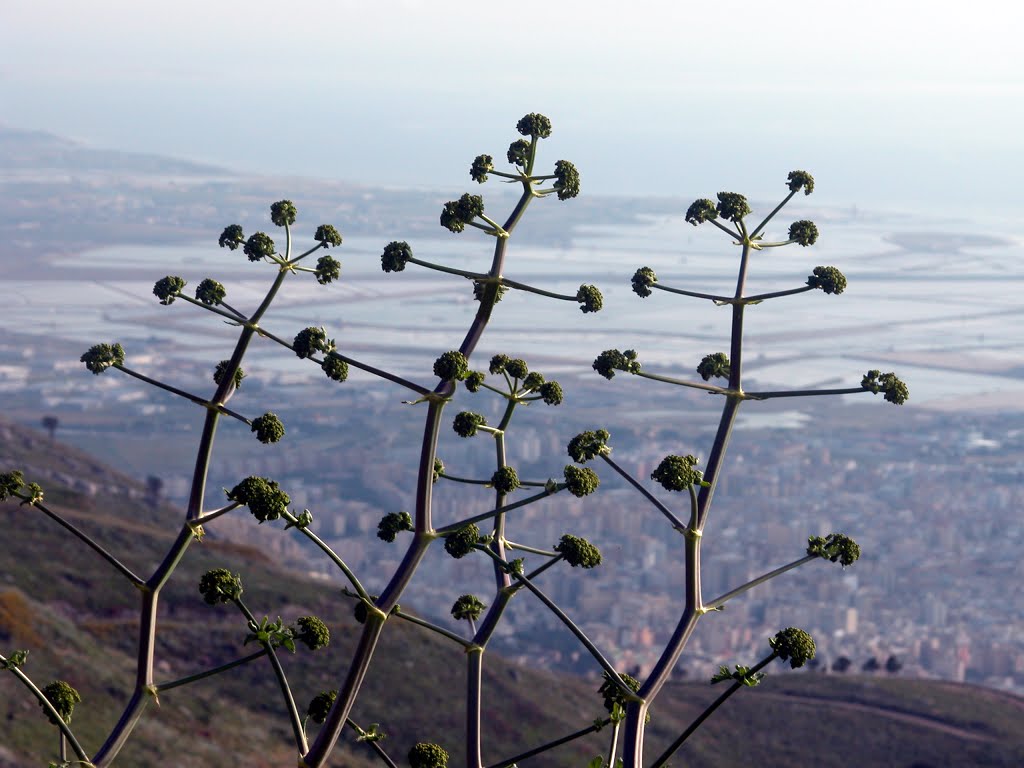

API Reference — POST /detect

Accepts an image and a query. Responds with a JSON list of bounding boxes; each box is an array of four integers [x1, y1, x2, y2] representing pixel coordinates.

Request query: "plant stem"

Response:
[[649, 653, 777, 768], [0, 655, 91, 763], [234, 600, 307, 754], [433, 488, 559, 535], [280, 510, 368, 600], [486, 718, 612, 768], [599, 454, 687, 531], [703, 555, 817, 612], [345, 718, 399, 768], [391, 608, 473, 648], [499, 276, 578, 302], [651, 284, 731, 302], [155, 649, 267, 692], [28, 500, 143, 586]]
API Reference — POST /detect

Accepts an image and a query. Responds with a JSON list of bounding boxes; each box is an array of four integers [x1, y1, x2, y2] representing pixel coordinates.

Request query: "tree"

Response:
[[0, 114, 906, 768], [145, 475, 163, 507], [833, 656, 853, 673], [41, 415, 58, 441]]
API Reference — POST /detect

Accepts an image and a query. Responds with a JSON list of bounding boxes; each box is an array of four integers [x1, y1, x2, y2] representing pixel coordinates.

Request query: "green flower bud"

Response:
[[696, 352, 730, 382], [381, 241, 413, 273], [505, 358, 528, 380], [507, 139, 531, 167], [555, 533, 602, 568], [806, 266, 847, 295], [444, 523, 481, 559], [458, 194, 485, 221], [470, 154, 493, 183], [440, 194, 485, 234], [769, 627, 816, 668], [251, 412, 285, 444], [711, 664, 764, 687], [315, 254, 341, 285], [41, 680, 81, 725], [213, 360, 245, 390], [307, 690, 337, 725], [553, 159, 580, 200], [788, 220, 819, 246], [440, 201, 465, 233], [685, 199, 718, 226], [563, 465, 600, 497], [538, 381, 563, 405], [227, 476, 291, 522], [153, 275, 186, 305], [716, 192, 751, 223], [433, 350, 470, 382], [651, 454, 704, 492], [0, 470, 25, 501], [464, 371, 485, 392], [592, 349, 640, 380], [576, 284, 603, 313], [195, 278, 226, 306], [219, 224, 244, 250], [451, 594, 486, 621], [631, 267, 657, 297], [490, 466, 520, 495], [244, 232, 276, 262], [377, 511, 413, 542], [314, 224, 343, 247], [598, 670, 640, 713], [787, 170, 815, 195], [861, 369, 909, 405], [516, 112, 552, 139], [294, 616, 330, 651], [409, 742, 450, 768], [489, 354, 511, 375], [81, 342, 125, 374], [322, 356, 349, 382], [807, 533, 861, 566], [270, 200, 297, 227], [293, 327, 334, 359], [522, 371, 544, 389], [0, 649, 28, 670], [567, 429, 610, 463], [432, 458, 444, 483], [453, 411, 487, 438], [199, 568, 242, 605], [24, 482, 43, 505]]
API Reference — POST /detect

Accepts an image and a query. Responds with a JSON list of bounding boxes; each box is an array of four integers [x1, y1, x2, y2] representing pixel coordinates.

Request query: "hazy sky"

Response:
[[3, 1, 1022, 217]]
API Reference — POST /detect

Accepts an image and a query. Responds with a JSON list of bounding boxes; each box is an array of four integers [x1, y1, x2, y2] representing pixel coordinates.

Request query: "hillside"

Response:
[[2, 418, 1023, 767]]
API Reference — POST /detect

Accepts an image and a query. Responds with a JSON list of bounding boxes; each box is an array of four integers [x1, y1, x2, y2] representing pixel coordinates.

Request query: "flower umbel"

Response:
[[81, 343, 125, 374], [769, 627, 816, 668], [294, 616, 330, 651], [199, 568, 242, 605], [227, 476, 290, 522], [251, 413, 285, 444], [651, 455, 704, 492], [409, 742, 450, 768], [41, 680, 81, 725], [555, 534, 602, 568]]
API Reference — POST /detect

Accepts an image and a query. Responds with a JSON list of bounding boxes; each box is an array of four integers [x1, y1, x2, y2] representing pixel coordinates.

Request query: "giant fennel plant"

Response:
[[0, 114, 905, 768]]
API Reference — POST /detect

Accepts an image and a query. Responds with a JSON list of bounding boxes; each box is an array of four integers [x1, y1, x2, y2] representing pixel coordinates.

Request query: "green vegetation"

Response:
[[1, 114, 915, 767]]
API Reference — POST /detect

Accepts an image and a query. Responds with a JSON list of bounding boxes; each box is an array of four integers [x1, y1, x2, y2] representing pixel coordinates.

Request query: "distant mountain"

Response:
[[2, 417, 1024, 767], [0, 123, 232, 177]]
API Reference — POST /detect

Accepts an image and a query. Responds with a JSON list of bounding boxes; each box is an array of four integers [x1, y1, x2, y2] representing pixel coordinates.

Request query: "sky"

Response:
[[3, 1, 1023, 218]]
